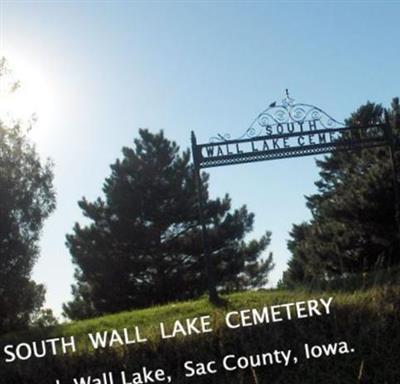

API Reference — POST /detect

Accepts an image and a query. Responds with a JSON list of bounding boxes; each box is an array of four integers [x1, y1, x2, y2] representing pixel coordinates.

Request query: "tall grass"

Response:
[[1, 286, 399, 383]]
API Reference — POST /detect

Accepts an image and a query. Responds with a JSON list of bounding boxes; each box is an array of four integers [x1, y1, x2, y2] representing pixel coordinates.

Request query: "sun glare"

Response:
[[0, 52, 56, 144]]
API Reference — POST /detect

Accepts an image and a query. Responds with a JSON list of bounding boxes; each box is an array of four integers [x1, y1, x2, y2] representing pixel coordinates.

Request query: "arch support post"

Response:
[[191, 131, 219, 305]]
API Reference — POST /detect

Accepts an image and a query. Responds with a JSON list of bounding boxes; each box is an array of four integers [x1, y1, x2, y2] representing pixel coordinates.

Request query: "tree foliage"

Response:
[[0, 123, 56, 333], [0, 57, 55, 334], [64, 129, 273, 319], [283, 99, 400, 287]]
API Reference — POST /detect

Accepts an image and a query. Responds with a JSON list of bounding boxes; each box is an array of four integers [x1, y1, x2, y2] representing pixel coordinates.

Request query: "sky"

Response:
[[1, 1, 399, 317]]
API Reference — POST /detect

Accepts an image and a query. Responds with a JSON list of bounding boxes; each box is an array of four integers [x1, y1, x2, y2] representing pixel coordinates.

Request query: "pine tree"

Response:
[[283, 99, 400, 286], [64, 129, 273, 319]]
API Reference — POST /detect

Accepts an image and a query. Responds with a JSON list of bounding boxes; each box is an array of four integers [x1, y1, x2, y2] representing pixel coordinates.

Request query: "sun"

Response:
[[0, 53, 55, 142]]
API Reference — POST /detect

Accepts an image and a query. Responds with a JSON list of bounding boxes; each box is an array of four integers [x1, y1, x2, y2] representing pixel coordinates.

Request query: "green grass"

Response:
[[1, 286, 399, 383], [0, 287, 390, 352]]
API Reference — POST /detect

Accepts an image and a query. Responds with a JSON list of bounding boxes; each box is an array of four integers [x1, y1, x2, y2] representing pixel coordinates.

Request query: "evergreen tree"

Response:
[[64, 129, 273, 319], [283, 99, 400, 286]]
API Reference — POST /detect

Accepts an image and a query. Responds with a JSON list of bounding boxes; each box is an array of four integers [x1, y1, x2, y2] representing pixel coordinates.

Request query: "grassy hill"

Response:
[[1, 287, 399, 383]]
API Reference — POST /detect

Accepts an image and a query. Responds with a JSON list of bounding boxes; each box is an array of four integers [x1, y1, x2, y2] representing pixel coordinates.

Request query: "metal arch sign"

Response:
[[191, 91, 389, 169], [190, 91, 398, 304]]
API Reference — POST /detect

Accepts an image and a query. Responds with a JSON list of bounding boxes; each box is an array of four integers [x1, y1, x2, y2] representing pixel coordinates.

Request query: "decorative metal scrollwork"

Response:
[[210, 90, 345, 142]]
